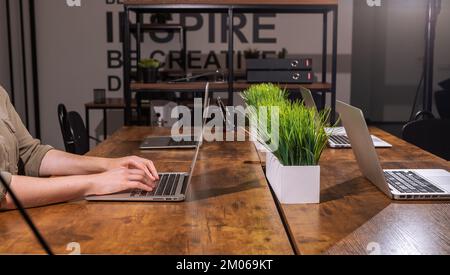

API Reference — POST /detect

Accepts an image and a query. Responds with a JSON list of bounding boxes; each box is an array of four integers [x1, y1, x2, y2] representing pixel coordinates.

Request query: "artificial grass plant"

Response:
[[241, 83, 330, 166]]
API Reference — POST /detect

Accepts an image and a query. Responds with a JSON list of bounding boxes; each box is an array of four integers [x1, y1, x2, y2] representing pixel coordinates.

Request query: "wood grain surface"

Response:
[[271, 127, 450, 255], [0, 127, 293, 255]]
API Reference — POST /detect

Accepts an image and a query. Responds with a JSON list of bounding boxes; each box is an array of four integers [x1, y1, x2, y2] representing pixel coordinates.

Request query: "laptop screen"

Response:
[[186, 83, 209, 183]]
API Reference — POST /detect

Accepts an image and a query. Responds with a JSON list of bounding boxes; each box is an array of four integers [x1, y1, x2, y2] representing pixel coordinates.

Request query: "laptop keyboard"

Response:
[[168, 139, 198, 147], [384, 171, 444, 194], [329, 135, 350, 146], [130, 174, 181, 198]]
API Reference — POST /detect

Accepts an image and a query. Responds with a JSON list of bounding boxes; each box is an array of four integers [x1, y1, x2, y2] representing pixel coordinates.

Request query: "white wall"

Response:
[[28, 0, 353, 149]]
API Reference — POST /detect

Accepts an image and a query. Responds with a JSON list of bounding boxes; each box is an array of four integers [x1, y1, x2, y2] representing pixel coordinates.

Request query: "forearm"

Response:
[[39, 150, 111, 177], [1, 175, 93, 210]]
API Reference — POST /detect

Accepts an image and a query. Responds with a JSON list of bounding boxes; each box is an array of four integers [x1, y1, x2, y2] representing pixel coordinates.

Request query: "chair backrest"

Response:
[[67, 111, 89, 155], [57, 104, 75, 153], [435, 90, 450, 119], [402, 119, 450, 161]]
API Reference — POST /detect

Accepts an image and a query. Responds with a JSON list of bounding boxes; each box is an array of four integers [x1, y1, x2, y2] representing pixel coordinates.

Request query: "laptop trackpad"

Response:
[[419, 170, 450, 192]]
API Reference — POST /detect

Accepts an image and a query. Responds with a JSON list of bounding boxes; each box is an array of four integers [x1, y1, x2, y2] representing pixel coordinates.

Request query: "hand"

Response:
[[107, 156, 159, 181], [86, 168, 157, 196]]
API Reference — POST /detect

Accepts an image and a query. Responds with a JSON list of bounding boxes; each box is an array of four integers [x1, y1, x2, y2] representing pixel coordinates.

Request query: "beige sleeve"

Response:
[[3, 88, 53, 177]]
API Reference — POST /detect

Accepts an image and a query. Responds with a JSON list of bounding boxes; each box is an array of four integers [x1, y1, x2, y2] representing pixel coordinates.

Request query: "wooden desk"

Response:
[[273, 128, 450, 255], [0, 127, 293, 255]]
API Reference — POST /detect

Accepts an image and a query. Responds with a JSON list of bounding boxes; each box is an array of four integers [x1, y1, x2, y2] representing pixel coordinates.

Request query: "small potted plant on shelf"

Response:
[[241, 83, 330, 204], [138, 58, 160, 83], [244, 48, 261, 59]]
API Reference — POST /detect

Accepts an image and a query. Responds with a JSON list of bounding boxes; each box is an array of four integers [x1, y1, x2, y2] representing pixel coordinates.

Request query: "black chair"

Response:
[[67, 111, 90, 155], [435, 90, 450, 119], [57, 104, 76, 153], [402, 119, 450, 161], [58, 104, 99, 155]]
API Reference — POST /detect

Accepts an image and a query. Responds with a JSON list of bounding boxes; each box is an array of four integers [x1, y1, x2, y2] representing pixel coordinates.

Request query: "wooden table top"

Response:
[[131, 82, 332, 92], [0, 127, 293, 255], [2, 126, 448, 255], [124, 0, 338, 6], [267, 127, 450, 255]]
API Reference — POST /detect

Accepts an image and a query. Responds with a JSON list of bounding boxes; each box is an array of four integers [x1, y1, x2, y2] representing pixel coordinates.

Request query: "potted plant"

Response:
[[277, 48, 288, 59], [244, 48, 261, 59], [138, 58, 160, 83], [241, 84, 330, 204]]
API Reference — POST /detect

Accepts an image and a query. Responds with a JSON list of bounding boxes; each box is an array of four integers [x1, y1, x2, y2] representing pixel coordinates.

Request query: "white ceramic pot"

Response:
[[266, 152, 320, 204]]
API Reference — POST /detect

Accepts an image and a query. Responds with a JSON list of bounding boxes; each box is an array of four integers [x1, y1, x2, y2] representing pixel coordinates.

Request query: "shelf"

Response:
[[130, 81, 332, 92], [122, 0, 339, 124], [130, 23, 184, 32], [124, 0, 338, 6]]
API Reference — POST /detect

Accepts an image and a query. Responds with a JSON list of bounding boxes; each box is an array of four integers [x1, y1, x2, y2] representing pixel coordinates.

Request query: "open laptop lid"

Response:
[[216, 96, 236, 131], [336, 101, 392, 197], [300, 87, 317, 110], [197, 82, 210, 145], [187, 82, 209, 179], [184, 90, 208, 188], [187, 127, 202, 180]]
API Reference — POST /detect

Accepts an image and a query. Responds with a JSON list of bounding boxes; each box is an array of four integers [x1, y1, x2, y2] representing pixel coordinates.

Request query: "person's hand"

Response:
[[107, 156, 159, 181], [86, 168, 156, 196]]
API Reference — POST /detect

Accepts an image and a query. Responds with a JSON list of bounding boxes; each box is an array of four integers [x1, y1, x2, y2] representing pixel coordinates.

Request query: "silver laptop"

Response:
[[336, 100, 450, 200], [86, 125, 203, 202], [139, 82, 210, 149], [300, 87, 392, 148]]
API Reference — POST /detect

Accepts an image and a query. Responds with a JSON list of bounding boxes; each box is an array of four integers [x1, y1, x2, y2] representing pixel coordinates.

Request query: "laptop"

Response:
[[216, 96, 235, 130], [86, 124, 203, 202], [300, 87, 392, 148], [139, 82, 210, 149], [336, 100, 450, 200]]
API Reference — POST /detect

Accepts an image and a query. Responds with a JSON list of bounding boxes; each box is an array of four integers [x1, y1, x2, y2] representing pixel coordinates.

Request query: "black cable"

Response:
[[0, 175, 53, 255], [409, 0, 441, 122], [409, 70, 424, 122]]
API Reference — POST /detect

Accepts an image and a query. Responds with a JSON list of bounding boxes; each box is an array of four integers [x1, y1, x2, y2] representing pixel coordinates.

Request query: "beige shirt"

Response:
[[0, 85, 53, 201]]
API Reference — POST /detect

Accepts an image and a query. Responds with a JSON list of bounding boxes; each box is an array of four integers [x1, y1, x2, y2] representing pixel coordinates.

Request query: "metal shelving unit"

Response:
[[122, 1, 339, 125]]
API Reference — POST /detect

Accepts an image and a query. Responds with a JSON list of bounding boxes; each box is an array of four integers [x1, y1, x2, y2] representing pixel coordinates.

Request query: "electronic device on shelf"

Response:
[[246, 58, 314, 84]]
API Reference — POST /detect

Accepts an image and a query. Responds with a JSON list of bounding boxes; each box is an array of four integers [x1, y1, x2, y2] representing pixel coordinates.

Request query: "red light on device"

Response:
[[306, 59, 310, 67], [308, 72, 312, 80]]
